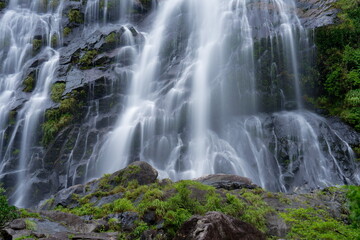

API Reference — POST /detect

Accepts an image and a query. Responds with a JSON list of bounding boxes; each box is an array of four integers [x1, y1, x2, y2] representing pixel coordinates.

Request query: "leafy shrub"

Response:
[[50, 82, 65, 102], [280, 208, 360, 239], [347, 186, 360, 228], [0, 188, 18, 228], [314, 1, 360, 129]]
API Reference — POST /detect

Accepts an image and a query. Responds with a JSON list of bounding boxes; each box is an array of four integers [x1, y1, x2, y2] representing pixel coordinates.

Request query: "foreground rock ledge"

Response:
[[174, 211, 266, 240], [1, 161, 355, 240]]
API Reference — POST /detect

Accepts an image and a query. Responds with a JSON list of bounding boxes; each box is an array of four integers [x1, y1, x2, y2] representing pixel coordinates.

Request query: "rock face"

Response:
[[38, 161, 158, 210], [2, 213, 117, 240], [0, 161, 352, 240], [195, 174, 256, 190], [174, 211, 266, 240], [296, 0, 339, 28]]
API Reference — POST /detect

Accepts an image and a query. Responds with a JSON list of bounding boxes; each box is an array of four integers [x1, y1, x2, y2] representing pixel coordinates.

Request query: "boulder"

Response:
[[174, 211, 266, 240], [195, 174, 256, 190], [109, 161, 158, 186], [8, 219, 26, 230]]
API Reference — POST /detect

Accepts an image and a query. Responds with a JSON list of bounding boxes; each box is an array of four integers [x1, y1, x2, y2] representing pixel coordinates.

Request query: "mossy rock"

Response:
[[32, 39, 42, 53], [78, 50, 98, 69], [23, 74, 36, 92], [68, 9, 84, 24]]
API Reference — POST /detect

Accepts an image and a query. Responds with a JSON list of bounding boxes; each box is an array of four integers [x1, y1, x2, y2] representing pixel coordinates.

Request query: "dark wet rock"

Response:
[[195, 174, 256, 190], [118, 212, 139, 231], [52, 184, 85, 208], [297, 0, 339, 28], [8, 219, 26, 230], [140, 229, 159, 240], [264, 213, 289, 238], [109, 161, 158, 186], [174, 211, 266, 240], [94, 193, 123, 207], [1, 228, 33, 240], [143, 210, 157, 225], [39, 211, 104, 234], [326, 116, 360, 146]]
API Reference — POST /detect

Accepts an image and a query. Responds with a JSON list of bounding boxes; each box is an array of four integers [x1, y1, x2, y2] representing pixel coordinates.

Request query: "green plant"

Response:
[[25, 219, 37, 231], [63, 27, 72, 36], [32, 39, 42, 52], [314, 1, 360, 129], [78, 50, 98, 69], [42, 89, 86, 145], [0, 188, 19, 227], [347, 186, 360, 228], [50, 82, 66, 102], [280, 207, 360, 239], [68, 9, 84, 24], [51, 34, 58, 47], [105, 32, 117, 43], [23, 75, 35, 92]]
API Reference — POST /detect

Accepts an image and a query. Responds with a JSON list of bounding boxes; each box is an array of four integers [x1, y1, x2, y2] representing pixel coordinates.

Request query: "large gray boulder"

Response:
[[174, 211, 266, 240]]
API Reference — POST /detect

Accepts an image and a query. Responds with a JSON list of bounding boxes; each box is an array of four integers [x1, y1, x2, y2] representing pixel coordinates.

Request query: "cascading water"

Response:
[[85, 0, 134, 25], [97, 0, 359, 191], [0, 0, 63, 207]]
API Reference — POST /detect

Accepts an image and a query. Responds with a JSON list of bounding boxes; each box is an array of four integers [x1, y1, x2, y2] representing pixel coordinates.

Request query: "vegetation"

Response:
[[63, 27, 72, 37], [50, 82, 66, 102], [68, 9, 84, 24], [280, 207, 360, 239], [32, 39, 42, 52], [314, 0, 360, 130], [42, 89, 86, 145], [23, 74, 35, 92], [25, 219, 37, 231], [78, 49, 98, 69], [51, 34, 58, 48], [0, 188, 18, 228], [105, 32, 118, 44], [347, 185, 360, 228], [56, 179, 273, 238]]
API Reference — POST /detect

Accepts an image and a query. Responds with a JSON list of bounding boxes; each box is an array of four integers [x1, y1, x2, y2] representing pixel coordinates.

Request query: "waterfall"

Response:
[[97, 0, 359, 191], [0, 0, 63, 207], [0, 0, 358, 207]]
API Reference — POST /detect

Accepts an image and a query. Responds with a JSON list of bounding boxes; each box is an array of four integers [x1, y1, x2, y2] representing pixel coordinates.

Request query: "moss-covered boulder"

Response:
[[33, 162, 360, 239]]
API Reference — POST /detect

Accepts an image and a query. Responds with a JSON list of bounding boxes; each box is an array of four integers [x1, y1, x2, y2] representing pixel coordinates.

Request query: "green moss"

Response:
[[280, 208, 360, 239], [25, 219, 37, 231], [32, 39, 42, 52], [12, 149, 20, 155], [105, 32, 117, 43], [314, 1, 360, 129], [68, 9, 84, 24], [51, 34, 58, 47], [55, 178, 273, 238], [347, 186, 360, 228], [50, 82, 66, 102], [78, 49, 98, 69], [0, 188, 19, 227], [0, 2, 6, 10], [63, 27, 72, 36], [111, 198, 135, 212], [23, 74, 35, 92], [42, 89, 86, 145], [14, 236, 36, 240]]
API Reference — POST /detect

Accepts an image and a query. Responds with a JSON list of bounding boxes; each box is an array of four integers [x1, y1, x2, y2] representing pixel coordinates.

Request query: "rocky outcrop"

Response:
[[38, 161, 158, 210], [174, 211, 266, 240], [195, 174, 257, 190], [296, 0, 339, 28], [1, 213, 117, 240], [1, 161, 355, 239]]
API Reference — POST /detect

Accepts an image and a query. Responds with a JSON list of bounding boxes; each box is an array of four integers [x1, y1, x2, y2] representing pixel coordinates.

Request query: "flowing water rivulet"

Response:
[[0, 0, 359, 207]]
